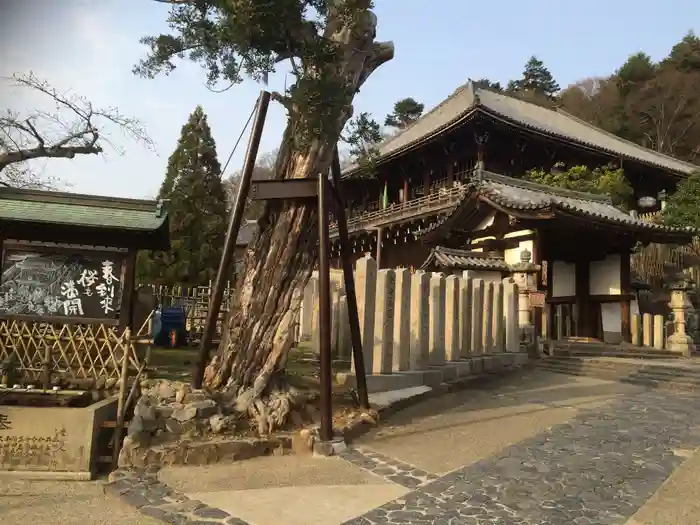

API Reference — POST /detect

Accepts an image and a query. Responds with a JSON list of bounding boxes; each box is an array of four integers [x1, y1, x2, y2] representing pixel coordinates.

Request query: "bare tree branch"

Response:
[[0, 71, 155, 189]]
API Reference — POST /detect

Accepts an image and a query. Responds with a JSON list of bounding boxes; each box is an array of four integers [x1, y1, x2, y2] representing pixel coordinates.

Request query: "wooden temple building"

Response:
[[330, 81, 699, 344]]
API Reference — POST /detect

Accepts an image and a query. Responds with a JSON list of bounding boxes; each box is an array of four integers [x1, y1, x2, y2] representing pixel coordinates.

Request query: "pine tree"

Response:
[[384, 97, 424, 130], [473, 78, 504, 93], [508, 56, 560, 99], [138, 106, 228, 287]]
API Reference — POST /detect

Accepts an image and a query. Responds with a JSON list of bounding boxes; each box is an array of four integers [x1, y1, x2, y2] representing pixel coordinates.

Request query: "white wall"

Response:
[[463, 270, 504, 284], [504, 230, 534, 265], [589, 254, 621, 295], [601, 302, 622, 338], [551, 261, 576, 297]]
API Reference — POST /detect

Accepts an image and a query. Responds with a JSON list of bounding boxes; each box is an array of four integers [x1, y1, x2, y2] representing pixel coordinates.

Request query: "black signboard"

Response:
[[0, 249, 125, 320]]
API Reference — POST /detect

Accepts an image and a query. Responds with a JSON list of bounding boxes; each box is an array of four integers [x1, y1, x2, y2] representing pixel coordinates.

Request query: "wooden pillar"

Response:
[[0, 235, 5, 275], [375, 227, 384, 269], [532, 230, 542, 340], [423, 169, 431, 195], [575, 258, 590, 337], [447, 161, 454, 185], [119, 249, 138, 332], [620, 248, 632, 343]]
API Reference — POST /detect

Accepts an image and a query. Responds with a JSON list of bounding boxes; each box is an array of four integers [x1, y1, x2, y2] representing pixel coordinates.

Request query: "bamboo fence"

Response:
[[0, 313, 153, 384]]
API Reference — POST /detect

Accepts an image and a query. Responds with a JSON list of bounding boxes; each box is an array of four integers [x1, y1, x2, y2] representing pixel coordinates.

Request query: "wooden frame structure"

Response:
[[0, 187, 170, 467], [0, 187, 169, 383], [196, 91, 369, 444]]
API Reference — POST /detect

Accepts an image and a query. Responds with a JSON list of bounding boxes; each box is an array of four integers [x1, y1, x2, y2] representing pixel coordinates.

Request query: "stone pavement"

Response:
[[131, 369, 700, 525], [9, 370, 700, 525], [0, 476, 161, 525]]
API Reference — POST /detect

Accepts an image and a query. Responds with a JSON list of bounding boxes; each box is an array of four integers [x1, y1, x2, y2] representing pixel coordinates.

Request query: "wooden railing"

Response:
[[330, 185, 466, 237]]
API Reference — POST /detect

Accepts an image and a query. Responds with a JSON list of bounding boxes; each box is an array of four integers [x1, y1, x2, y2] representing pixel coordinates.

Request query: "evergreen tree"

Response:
[[661, 30, 700, 73], [616, 52, 656, 96], [473, 78, 504, 93], [663, 171, 700, 228], [384, 97, 424, 130], [508, 56, 560, 99], [138, 106, 228, 286], [342, 112, 383, 167]]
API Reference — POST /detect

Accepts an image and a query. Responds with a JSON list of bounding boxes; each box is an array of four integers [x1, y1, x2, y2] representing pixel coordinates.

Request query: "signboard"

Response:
[[0, 249, 124, 320], [529, 291, 546, 309]]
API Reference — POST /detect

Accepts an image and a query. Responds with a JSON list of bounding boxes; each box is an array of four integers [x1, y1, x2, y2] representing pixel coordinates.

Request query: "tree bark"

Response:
[[203, 8, 393, 433]]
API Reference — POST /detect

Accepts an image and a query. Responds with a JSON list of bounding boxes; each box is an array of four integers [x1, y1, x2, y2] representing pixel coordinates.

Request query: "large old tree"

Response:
[[138, 0, 393, 431]]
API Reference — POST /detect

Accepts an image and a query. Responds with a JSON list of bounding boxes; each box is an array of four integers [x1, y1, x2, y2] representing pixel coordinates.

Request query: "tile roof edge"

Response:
[[555, 107, 700, 173], [0, 186, 162, 211], [477, 170, 613, 204]]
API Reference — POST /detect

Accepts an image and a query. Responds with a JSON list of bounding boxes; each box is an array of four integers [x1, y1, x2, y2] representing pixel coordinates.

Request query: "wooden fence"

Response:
[[144, 281, 236, 342], [632, 211, 700, 288], [0, 314, 153, 384]]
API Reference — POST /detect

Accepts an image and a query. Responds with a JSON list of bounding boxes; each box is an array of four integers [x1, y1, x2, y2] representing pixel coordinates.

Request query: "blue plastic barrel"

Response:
[[154, 306, 187, 348]]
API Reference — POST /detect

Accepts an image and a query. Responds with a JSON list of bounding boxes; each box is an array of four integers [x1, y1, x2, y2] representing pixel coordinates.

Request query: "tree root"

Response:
[[227, 374, 318, 434]]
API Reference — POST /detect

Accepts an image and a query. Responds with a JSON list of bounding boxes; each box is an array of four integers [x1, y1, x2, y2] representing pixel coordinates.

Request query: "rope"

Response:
[[222, 103, 258, 175]]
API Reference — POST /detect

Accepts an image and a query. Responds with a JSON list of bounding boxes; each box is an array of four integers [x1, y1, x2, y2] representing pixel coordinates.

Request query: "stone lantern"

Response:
[[666, 279, 696, 356], [509, 249, 541, 351]]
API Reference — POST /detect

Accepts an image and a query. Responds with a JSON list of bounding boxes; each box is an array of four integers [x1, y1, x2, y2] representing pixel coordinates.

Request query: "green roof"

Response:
[[0, 187, 168, 231]]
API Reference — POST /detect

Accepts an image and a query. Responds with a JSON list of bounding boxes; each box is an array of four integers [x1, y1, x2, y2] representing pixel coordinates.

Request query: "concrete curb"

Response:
[[104, 364, 527, 524]]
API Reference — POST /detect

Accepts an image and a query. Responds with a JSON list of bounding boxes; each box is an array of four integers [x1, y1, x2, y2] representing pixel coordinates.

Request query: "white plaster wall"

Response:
[[504, 229, 534, 239], [589, 254, 621, 295], [504, 239, 534, 265], [463, 270, 503, 284], [601, 302, 622, 335], [551, 261, 576, 297]]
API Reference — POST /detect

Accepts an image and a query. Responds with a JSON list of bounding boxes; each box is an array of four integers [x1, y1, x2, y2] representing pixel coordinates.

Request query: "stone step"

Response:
[[552, 347, 685, 360], [542, 357, 700, 380], [537, 364, 700, 392], [534, 361, 700, 392], [546, 341, 686, 360]]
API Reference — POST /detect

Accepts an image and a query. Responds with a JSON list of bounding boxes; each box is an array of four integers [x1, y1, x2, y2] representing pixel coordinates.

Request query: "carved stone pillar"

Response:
[[509, 249, 541, 353], [667, 282, 695, 356]]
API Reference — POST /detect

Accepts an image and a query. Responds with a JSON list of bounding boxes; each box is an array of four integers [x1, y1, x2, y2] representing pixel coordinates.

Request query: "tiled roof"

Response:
[[475, 171, 695, 234], [420, 246, 510, 272], [0, 187, 168, 231], [419, 170, 696, 241], [349, 82, 699, 176]]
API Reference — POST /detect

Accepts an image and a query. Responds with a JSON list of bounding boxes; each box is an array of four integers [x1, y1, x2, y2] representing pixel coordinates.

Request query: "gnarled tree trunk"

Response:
[[203, 8, 393, 433]]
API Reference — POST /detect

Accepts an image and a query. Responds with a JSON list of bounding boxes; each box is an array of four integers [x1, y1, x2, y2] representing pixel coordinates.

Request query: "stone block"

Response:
[[373, 269, 396, 374], [354, 254, 377, 374], [483, 282, 494, 354], [471, 279, 484, 355], [428, 273, 446, 366], [459, 277, 473, 358], [643, 313, 653, 347], [0, 396, 118, 479], [392, 268, 411, 372], [444, 275, 460, 361], [504, 281, 519, 353], [409, 271, 430, 370], [653, 314, 665, 350], [451, 360, 472, 377], [471, 356, 484, 374]]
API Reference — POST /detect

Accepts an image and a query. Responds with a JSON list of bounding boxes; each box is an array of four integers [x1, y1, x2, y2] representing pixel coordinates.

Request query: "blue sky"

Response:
[[1, 0, 697, 198]]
